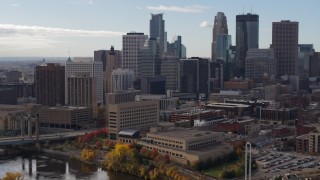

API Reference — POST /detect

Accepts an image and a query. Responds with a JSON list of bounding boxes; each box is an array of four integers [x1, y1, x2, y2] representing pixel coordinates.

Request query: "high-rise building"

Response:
[[298, 44, 314, 77], [141, 76, 166, 95], [94, 48, 121, 71], [272, 20, 299, 77], [161, 54, 179, 91], [139, 38, 160, 77], [167, 36, 186, 59], [216, 34, 232, 62], [209, 60, 224, 91], [108, 99, 159, 140], [150, 13, 165, 53], [35, 63, 65, 106], [309, 52, 320, 77], [111, 69, 134, 92], [179, 58, 210, 99], [235, 13, 259, 77], [65, 57, 103, 104], [67, 73, 97, 108], [212, 12, 228, 61], [122, 32, 148, 78], [105, 46, 121, 93], [245, 48, 277, 83]]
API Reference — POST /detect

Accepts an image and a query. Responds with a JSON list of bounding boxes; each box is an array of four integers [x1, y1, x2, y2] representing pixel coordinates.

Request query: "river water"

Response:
[[0, 155, 141, 180]]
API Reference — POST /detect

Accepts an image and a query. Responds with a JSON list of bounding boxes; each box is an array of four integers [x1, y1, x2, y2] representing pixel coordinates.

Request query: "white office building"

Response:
[[65, 57, 103, 104]]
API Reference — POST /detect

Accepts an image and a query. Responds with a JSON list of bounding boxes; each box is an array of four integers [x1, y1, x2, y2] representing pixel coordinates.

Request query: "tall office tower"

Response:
[[161, 54, 179, 91], [139, 38, 160, 77], [298, 44, 314, 77], [167, 36, 187, 59], [309, 52, 320, 77], [94, 48, 121, 71], [122, 32, 148, 78], [111, 69, 134, 92], [67, 73, 97, 117], [179, 58, 210, 99], [141, 75, 166, 95], [35, 63, 65, 106], [209, 60, 224, 91], [67, 73, 97, 107], [150, 13, 165, 53], [272, 20, 298, 77], [105, 46, 121, 93], [245, 49, 277, 83], [216, 34, 232, 62], [235, 13, 259, 77], [65, 58, 103, 105], [212, 12, 228, 61]]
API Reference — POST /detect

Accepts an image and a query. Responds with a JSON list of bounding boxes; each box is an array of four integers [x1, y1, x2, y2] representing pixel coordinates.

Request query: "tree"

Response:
[[1, 172, 23, 180], [150, 148, 158, 159], [103, 144, 139, 174], [81, 148, 95, 161]]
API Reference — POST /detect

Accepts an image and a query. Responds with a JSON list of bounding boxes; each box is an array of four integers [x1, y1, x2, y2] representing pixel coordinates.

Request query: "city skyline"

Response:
[[0, 0, 319, 57]]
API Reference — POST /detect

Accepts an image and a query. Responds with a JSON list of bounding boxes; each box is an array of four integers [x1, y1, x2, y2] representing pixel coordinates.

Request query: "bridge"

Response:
[[0, 130, 89, 146]]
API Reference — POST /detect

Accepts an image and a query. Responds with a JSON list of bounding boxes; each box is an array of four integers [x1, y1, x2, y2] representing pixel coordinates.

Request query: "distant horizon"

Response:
[[0, 0, 319, 57]]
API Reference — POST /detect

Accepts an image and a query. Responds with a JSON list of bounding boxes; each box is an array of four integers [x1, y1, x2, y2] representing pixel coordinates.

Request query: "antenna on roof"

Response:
[[251, 5, 253, 14], [242, 5, 244, 14]]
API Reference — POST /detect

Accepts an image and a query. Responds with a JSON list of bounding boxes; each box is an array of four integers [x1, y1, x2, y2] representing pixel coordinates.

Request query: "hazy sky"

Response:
[[0, 0, 319, 57]]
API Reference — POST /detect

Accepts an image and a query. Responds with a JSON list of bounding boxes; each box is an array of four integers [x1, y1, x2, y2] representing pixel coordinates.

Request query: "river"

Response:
[[0, 155, 141, 180]]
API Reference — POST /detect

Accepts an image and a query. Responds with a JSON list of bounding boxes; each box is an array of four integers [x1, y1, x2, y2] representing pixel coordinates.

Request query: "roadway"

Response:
[[0, 130, 89, 146]]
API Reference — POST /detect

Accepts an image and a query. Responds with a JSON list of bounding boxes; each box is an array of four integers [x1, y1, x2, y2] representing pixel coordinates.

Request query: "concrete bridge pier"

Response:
[[28, 120, 32, 138], [21, 119, 25, 137]]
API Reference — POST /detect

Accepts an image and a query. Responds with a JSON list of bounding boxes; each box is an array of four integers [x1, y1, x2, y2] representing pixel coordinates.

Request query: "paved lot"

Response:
[[252, 148, 320, 179]]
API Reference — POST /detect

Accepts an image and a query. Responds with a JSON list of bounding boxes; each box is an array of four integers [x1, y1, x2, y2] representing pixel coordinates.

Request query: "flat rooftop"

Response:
[[206, 103, 250, 108], [149, 128, 224, 141]]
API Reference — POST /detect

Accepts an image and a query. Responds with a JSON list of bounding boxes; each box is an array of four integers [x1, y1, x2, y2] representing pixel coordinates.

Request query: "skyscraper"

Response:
[[216, 34, 232, 62], [65, 58, 103, 104], [272, 20, 298, 77], [235, 13, 259, 77], [35, 63, 65, 106], [150, 13, 165, 53], [122, 32, 148, 78], [111, 69, 134, 92], [161, 54, 179, 91], [105, 46, 121, 93], [245, 48, 277, 82], [212, 12, 228, 61], [139, 38, 160, 77], [179, 58, 210, 99]]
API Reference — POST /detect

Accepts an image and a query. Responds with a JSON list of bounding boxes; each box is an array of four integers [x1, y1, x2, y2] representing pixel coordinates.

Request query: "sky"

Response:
[[0, 0, 319, 58]]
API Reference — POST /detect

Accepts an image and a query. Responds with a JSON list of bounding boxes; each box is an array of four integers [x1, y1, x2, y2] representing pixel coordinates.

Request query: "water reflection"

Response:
[[0, 155, 141, 180]]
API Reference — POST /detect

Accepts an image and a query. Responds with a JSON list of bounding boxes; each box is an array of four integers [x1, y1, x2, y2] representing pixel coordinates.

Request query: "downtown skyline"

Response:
[[0, 0, 319, 57]]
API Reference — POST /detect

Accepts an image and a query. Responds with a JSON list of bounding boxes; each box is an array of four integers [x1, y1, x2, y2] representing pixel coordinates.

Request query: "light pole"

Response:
[[245, 141, 252, 180]]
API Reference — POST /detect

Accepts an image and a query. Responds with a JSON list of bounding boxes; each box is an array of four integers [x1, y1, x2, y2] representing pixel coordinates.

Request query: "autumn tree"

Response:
[[103, 144, 139, 175], [1, 172, 23, 180], [81, 148, 95, 161]]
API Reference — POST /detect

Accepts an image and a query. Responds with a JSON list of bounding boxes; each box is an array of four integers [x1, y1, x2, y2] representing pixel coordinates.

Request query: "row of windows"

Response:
[[188, 139, 217, 149], [143, 145, 183, 158], [148, 136, 183, 145]]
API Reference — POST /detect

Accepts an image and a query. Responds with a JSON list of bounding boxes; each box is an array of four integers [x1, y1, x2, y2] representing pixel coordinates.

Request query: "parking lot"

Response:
[[253, 148, 320, 179]]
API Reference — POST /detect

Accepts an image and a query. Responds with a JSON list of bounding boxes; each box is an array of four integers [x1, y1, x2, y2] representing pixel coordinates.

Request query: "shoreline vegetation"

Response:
[[1, 128, 253, 180]]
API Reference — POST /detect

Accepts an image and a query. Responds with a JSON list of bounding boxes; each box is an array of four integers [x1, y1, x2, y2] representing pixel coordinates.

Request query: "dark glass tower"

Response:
[[150, 13, 165, 53], [272, 20, 299, 77], [235, 13, 259, 77]]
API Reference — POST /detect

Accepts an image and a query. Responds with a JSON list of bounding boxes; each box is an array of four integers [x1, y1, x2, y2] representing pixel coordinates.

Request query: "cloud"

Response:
[[11, 3, 19, 6], [200, 21, 211, 28], [146, 5, 207, 13], [84, 0, 93, 4], [0, 24, 124, 38]]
